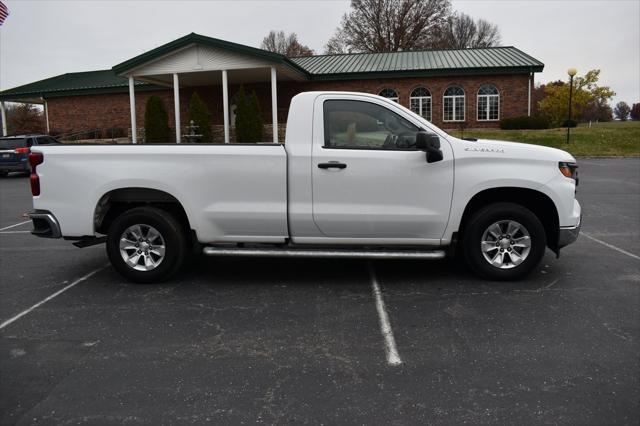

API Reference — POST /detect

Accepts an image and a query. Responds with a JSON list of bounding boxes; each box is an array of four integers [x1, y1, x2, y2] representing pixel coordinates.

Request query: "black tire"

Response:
[[106, 206, 188, 283], [462, 202, 546, 281], [0, 171, 8, 178]]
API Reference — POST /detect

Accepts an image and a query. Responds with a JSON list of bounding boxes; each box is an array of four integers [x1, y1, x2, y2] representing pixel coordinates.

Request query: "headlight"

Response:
[[559, 162, 579, 186]]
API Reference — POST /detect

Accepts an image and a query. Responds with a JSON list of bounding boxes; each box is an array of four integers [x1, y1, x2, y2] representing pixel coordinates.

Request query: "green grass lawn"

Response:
[[446, 121, 640, 157]]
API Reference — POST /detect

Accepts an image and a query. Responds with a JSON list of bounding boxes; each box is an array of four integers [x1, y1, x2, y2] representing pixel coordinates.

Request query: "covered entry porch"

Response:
[[113, 33, 309, 144]]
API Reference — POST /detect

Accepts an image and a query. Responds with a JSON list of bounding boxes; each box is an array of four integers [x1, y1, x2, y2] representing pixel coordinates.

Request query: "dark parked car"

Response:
[[0, 135, 60, 177]]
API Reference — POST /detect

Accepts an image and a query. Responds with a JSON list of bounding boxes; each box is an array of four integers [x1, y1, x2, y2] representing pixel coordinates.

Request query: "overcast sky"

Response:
[[0, 0, 638, 106]]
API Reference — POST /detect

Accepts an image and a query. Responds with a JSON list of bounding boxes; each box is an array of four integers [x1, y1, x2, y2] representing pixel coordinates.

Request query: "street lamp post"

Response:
[[566, 67, 577, 144]]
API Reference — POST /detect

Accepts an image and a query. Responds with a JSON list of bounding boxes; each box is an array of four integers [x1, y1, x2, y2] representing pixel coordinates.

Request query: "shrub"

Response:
[[144, 96, 171, 143], [234, 85, 263, 142], [561, 119, 578, 128], [499, 115, 550, 130], [188, 92, 212, 142]]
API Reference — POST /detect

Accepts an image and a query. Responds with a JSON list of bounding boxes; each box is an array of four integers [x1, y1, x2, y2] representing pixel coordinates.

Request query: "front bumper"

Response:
[[558, 215, 581, 248], [29, 211, 62, 238]]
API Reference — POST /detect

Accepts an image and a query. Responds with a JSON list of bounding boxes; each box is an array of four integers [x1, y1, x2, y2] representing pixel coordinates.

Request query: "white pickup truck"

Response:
[[28, 91, 581, 283]]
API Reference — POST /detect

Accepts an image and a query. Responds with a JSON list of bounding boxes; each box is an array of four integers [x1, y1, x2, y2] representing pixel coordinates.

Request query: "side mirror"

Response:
[[415, 131, 444, 163]]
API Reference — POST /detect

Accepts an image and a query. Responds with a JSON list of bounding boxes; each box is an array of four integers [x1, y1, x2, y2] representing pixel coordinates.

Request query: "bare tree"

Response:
[[5, 103, 45, 135], [434, 12, 501, 49], [324, 0, 452, 53], [261, 30, 314, 57]]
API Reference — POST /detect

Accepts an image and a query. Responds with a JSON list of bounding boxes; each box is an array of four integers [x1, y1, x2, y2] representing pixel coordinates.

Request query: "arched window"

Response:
[[378, 88, 399, 103], [477, 84, 500, 121], [410, 87, 432, 121], [443, 86, 465, 122]]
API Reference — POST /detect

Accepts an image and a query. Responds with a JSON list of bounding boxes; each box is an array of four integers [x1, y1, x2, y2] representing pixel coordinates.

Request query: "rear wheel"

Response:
[[462, 202, 546, 280], [106, 206, 187, 283], [0, 171, 7, 178]]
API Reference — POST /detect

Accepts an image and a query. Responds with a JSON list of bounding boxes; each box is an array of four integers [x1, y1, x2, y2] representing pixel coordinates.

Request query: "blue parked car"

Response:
[[0, 135, 60, 177]]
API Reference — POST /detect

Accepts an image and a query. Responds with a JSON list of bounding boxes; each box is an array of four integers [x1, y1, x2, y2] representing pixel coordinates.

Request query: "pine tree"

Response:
[[234, 85, 246, 142], [188, 92, 212, 142], [235, 86, 265, 142], [144, 96, 170, 143], [249, 90, 264, 142]]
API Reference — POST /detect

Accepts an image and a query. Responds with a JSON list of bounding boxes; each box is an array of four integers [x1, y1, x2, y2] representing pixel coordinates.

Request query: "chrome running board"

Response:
[[202, 246, 446, 259]]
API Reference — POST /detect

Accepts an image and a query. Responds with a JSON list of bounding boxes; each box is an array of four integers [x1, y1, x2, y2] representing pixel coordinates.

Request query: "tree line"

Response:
[[534, 70, 638, 126], [260, 0, 501, 56]]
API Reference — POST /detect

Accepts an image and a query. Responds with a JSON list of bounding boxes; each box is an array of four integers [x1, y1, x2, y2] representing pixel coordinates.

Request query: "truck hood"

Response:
[[464, 138, 576, 163]]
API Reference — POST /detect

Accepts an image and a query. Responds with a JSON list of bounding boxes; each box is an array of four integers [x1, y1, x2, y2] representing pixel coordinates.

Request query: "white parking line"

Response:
[[582, 233, 640, 261], [0, 230, 30, 234], [0, 265, 109, 331], [367, 262, 402, 366], [0, 220, 31, 231]]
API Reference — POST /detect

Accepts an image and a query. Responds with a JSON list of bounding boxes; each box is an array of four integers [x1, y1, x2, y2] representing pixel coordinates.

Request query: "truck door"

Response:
[[311, 97, 454, 243]]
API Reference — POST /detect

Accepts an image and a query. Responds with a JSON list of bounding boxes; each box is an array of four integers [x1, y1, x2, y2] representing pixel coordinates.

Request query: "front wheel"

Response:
[[106, 206, 188, 283], [462, 202, 546, 281]]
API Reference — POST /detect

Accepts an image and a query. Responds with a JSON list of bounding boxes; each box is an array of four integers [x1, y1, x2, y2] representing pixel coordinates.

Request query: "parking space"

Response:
[[1, 159, 639, 424]]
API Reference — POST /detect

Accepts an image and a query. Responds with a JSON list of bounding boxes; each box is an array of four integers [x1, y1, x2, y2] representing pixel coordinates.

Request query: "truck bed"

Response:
[[33, 144, 288, 243]]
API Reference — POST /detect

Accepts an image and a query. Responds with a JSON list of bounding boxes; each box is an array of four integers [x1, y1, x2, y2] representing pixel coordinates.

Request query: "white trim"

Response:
[[527, 73, 532, 117], [476, 94, 500, 121], [409, 95, 432, 121], [173, 73, 181, 144], [222, 70, 229, 144], [0, 101, 6, 136], [378, 88, 399, 103], [128, 77, 137, 144], [271, 67, 278, 143], [442, 95, 465, 122]]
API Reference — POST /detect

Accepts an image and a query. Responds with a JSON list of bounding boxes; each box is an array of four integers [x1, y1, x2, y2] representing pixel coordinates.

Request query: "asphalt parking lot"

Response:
[[1, 158, 638, 425]]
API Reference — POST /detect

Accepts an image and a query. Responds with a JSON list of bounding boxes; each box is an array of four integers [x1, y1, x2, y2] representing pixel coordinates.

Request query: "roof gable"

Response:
[[112, 33, 309, 77]]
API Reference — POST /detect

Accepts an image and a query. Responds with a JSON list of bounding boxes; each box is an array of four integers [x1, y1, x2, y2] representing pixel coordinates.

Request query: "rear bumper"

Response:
[[558, 215, 581, 248], [29, 211, 62, 238], [0, 162, 29, 172]]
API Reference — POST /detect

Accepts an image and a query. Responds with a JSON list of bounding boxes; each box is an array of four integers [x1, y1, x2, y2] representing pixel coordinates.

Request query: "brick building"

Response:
[[0, 33, 543, 142]]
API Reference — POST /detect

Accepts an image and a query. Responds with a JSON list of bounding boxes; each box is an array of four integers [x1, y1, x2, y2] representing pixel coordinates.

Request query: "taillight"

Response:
[[29, 152, 44, 196], [14, 147, 30, 154]]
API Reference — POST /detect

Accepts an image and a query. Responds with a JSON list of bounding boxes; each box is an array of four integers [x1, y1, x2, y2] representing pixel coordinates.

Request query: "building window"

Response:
[[410, 87, 432, 121], [378, 88, 399, 103], [477, 84, 500, 121], [443, 86, 465, 122]]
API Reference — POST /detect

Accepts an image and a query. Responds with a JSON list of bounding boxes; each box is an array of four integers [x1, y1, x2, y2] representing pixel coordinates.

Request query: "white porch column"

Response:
[[43, 99, 50, 134], [222, 70, 229, 144], [527, 73, 532, 117], [270, 67, 278, 143], [128, 76, 137, 144], [173, 73, 181, 143], [0, 101, 7, 136]]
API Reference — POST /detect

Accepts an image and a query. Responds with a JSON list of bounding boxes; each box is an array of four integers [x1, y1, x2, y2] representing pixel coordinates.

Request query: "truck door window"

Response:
[[323, 100, 420, 150]]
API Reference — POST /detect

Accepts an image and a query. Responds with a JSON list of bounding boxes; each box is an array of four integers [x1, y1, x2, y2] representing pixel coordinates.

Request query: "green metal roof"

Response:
[[0, 70, 161, 101], [290, 46, 543, 80], [0, 34, 543, 101]]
